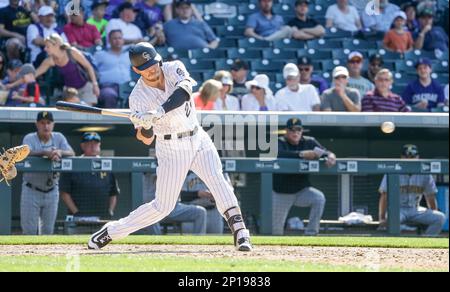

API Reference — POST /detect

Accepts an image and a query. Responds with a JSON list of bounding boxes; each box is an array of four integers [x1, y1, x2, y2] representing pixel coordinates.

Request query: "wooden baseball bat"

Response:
[[55, 101, 130, 119], [55, 101, 154, 139]]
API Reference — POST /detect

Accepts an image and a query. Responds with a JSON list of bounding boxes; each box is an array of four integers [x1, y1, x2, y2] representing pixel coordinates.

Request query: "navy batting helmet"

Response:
[[129, 42, 162, 71]]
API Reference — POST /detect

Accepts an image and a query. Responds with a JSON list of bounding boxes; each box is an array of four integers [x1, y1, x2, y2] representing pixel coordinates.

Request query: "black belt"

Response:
[[25, 183, 55, 193], [163, 126, 198, 140]]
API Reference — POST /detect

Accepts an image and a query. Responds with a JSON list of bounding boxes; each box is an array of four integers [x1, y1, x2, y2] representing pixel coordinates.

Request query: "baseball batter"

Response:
[[88, 42, 252, 251]]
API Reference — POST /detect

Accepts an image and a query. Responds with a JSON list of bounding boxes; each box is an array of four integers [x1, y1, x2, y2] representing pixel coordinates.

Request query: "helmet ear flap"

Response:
[[132, 66, 140, 75]]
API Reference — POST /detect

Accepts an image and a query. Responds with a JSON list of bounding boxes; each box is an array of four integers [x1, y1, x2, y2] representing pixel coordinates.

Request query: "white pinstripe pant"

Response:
[[108, 128, 239, 240]]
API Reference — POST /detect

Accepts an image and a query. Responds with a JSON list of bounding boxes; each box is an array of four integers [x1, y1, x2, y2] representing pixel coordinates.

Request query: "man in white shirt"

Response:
[[325, 0, 362, 32], [26, 6, 59, 66], [275, 63, 321, 112], [105, 2, 144, 47]]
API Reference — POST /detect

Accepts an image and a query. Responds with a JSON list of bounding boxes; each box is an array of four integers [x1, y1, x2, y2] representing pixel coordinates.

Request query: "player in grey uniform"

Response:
[[378, 144, 446, 236], [180, 172, 227, 234], [88, 43, 252, 251], [143, 173, 207, 235], [21, 112, 75, 235]]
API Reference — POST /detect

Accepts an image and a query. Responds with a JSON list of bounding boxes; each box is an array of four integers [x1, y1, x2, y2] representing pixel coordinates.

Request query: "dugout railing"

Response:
[[0, 157, 448, 236]]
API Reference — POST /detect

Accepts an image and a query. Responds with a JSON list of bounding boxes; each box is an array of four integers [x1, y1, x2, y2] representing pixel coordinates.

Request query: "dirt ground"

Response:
[[0, 244, 448, 271]]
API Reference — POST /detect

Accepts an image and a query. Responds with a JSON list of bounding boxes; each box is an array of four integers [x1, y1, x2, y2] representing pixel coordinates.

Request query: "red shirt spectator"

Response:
[[64, 8, 102, 49]]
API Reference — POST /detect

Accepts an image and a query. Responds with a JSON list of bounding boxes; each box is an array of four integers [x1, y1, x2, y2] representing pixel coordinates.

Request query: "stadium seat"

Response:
[[238, 3, 258, 15], [324, 28, 353, 39], [216, 26, 246, 38], [262, 48, 297, 60], [331, 49, 350, 60], [227, 48, 262, 60], [219, 38, 238, 48], [432, 73, 449, 84], [182, 59, 215, 72], [190, 48, 227, 60], [157, 47, 189, 60], [375, 49, 403, 61], [118, 81, 136, 108], [203, 71, 216, 81], [307, 39, 343, 49], [393, 72, 415, 84], [250, 60, 286, 72], [320, 59, 343, 72], [273, 39, 306, 51], [227, 15, 247, 27], [215, 59, 234, 71], [305, 48, 333, 60], [238, 38, 271, 49], [273, 3, 295, 17], [204, 16, 227, 26], [404, 50, 437, 62], [432, 60, 450, 73], [395, 60, 416, 73], [342, 39, 377, 52]]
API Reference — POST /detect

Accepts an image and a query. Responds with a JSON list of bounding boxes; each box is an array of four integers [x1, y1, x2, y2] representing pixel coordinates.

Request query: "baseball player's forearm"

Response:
[[379, 192, 387, 221], [60, 192, 79, 215], [109, 196, 117, 216], [161, 87, 190, 113], [425, 194, 438, 211]]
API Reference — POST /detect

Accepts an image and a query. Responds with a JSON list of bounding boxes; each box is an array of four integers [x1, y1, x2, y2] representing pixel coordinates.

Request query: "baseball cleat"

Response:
[[235, 229, 253, 252], [88, 223, 113, 250]]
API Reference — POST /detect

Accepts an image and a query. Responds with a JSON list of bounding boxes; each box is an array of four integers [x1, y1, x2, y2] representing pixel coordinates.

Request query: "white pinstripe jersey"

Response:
[[129, 61, 199, 136]]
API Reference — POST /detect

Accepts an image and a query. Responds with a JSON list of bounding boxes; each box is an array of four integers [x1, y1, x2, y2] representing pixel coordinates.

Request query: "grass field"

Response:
[[0, 236, 448, 272]]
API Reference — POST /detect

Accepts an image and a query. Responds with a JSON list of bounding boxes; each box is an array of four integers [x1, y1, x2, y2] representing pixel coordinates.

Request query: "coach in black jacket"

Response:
[[273, 118, 336, 235]]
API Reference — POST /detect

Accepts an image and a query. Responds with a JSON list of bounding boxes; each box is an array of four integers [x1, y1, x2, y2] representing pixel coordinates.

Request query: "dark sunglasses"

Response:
[[251, 86, 263, 90], [349, 60, 362, 64], [334, 75, 348, 80], [299, 67, 311, 72]]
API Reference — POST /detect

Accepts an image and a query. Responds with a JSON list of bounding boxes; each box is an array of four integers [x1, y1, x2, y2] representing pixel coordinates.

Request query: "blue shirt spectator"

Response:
[[164, 0, 218, 50], [94, 30, 131, 85], [361, 0, 400, 32], [402, 58, 446, 111], [413, 9, 449, 52], [245, 0, 292, 41]]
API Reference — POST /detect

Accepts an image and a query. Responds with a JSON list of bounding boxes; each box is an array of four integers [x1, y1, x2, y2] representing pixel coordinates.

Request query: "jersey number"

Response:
[[185, 102, 192, 117]]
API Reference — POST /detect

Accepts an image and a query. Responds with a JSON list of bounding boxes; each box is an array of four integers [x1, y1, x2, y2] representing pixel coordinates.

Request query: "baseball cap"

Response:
[[418, 7, 434, 17], [118, 2, 139, 12], [91, 0, 109, 10], [283, 63, 300, 79], [332, 66, 349, 78], [175, 0, 192, 7], [17, 64, 36, 79], [393, 11, 407, 21], [38, 5, 55, 16], [7, 59, 23, 70], [230, 59, 249, 71], [220, 76, 233, 86], [37, 111, 54, 122], [286, 118, 304, 131], [348, 51, 364, 62], [415, 57, 432, 68], [297, 56, 312, 66], [295, 0, 310, 6], [82, 132, 101, 143], [402, 144, 419, 157], [369, 54, 384, 65]]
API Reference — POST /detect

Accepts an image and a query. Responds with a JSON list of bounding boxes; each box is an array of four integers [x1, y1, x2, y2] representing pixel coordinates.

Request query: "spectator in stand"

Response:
[[245, 0, 293, 42], [213, 71, 240, 111], [1, 59, 23, 106], [275, 63, 321, 112], [87, 0, 109, 38], [164, 0, 218, 50], [321, 66, 361, 112], [361, 0, 400, 33], [402, 58, 446, 112], [10, 63, 46, 106], [297, 56, 329, 95], [230, 59, 250, 100], [402, 2, 419, 33], [413, 7, 449, 53], [445, 84, 449, 107], [61, 87, 82, 104], [325, 0, 361, 32], [27, 6, 60, 67], [158, 0, 203, 22], [273, 118, 336, 236], [94, 30, 131, 86], [241, 74, 277, 111], [193, 79, 222, 110], [106, 2, 145, 47], [0, 0, 33, 45], [136, 0, 164, 27], [0, 52, 6, 81], [35, 33, 100, 105], [60, 132, 119, 227], [346, 51, 375, 98], [362, 69, 410, 112], [288, 0, 325, 41], [21, 111, 75, 235], [383, 11, 414, 53], [362, 54, 384, 83], [64, 6, 103, 50], [378, 144, 446, 237]]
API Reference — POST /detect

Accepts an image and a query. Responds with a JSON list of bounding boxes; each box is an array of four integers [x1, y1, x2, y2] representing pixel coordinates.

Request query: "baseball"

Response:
[[381, 121, 396, 134]]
